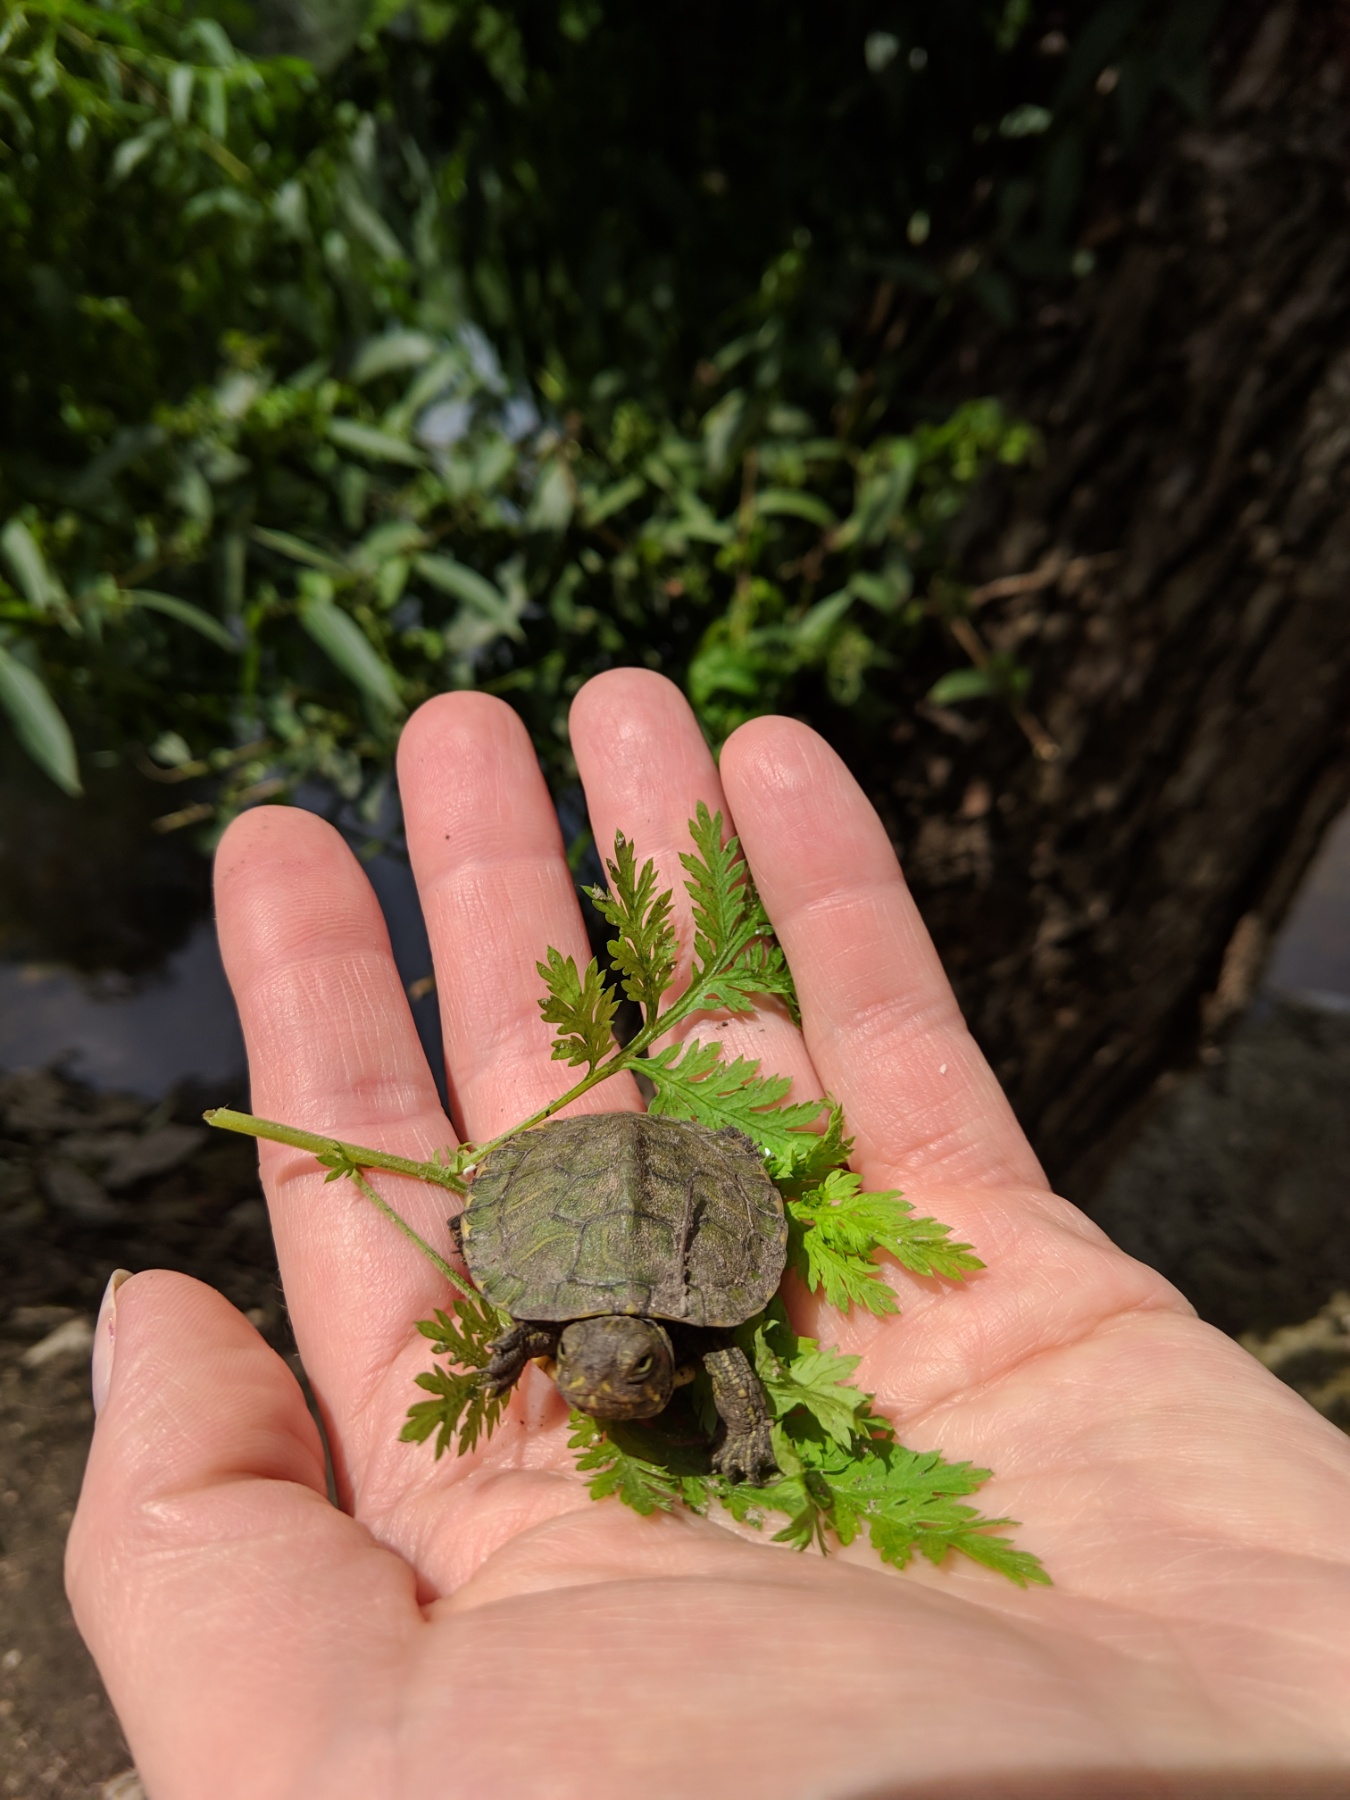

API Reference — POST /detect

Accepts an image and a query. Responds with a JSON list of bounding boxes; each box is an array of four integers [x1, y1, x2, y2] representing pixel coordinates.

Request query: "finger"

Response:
[[720, 716, 1045, 1193], [398, 692, 641, 1143], [214, 806, 457, 1446], [717, 719, 1189, 1403], [568, 670, 819, 1101], [67, 1271, 421, 1800]]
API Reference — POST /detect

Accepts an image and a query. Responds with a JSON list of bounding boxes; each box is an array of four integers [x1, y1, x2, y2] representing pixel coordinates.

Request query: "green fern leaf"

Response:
[[401, 1363, 507, 1457], [680, 800, 751, 975], [786, 1206, 899, 1315], [769, 1097, 850, 1184], [824, 1441, 1050, 1586], [584, 832, 678, 1023], [536, 947, 620, 1068], [568, 1413, 703, 1514], [698, 936, 799, 1019], [674, 802, 801, 1023], [643, 1037, 824, 1157], [787, 1168, 983, 1314], [765, 1345, 871, 1448], [400, 1295, 512, 1457]]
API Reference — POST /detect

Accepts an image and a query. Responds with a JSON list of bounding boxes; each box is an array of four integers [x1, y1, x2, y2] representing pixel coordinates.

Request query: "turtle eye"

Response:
[[630, 1353, 654, 1378]]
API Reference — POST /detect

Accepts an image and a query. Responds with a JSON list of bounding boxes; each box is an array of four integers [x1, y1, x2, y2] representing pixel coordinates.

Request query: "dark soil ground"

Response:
[[0, 1074, 284, 1799], [2, 995, 1349, 1798]]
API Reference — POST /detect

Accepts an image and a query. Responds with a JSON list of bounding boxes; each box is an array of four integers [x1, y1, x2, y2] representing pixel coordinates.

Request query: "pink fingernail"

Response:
[[91, 1269, 133, 1415]]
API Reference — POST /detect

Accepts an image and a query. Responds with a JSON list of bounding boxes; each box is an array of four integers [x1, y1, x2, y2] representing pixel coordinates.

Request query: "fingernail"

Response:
[[92, 1269, 133, 1415]]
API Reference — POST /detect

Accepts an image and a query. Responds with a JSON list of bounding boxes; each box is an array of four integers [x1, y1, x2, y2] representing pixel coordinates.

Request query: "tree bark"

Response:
[[847, 0, 1350, 1198]]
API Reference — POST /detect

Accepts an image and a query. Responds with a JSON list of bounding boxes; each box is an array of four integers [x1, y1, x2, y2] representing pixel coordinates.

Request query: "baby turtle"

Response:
[[450, 1110, 787, 1484]]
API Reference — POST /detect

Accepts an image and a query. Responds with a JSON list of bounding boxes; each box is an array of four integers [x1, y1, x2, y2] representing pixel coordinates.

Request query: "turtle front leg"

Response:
[[703, 1344, 778, 1485], [480, 1321, 561, 1399]]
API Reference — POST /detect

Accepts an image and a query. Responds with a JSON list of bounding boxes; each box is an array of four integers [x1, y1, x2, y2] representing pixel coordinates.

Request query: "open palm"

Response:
[[68, 672, 1350, 1799]]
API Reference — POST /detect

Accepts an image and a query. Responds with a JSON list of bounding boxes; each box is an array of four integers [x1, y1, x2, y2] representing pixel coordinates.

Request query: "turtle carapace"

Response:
[[450, 1111, 787, 1484]]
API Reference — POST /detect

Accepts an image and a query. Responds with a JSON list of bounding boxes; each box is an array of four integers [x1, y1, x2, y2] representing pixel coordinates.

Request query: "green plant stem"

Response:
[[203, 1106, 469, 1190], [203, 1108, 476, 1296], [345, 1170, 474, 1299], [205, 1056, 631, 1188]]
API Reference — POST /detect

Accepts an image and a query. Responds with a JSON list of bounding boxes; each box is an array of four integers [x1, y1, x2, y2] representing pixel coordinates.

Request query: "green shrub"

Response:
[[0, 0, 1218, 815]]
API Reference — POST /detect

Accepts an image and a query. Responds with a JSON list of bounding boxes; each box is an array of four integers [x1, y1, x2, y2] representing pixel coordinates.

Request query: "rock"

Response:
[[38, 1159, 124, 1225], [0, 1157, 39, 1211], [6, 1305, 78, 1338], [51, 1129, 138, 1170], [101, 1124, 208, 1190], [20, 1315, 95, 1369], [1243, 1291, 1350, 1430], [100, 1772, 148, 1800], [0, 1070, 88, 1137], [89, 1094, 151, 1129]]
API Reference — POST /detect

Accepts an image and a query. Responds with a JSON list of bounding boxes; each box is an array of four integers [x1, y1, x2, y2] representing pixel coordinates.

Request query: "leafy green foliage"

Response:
[[533, 804, 816, 1153], [536, 947, 618, 1069], [787, 1168, 985, 1317], [568, 1413, 707, 1516], [583, 832, 677, 1024], [676, 801, 798, 1021], [764, 1436, 1049, 1587], [539, 803, 824, 1155], [720, 1306, 1047, 1585], [565, 1301, 1048, 1586], [754, 1324, 876, 1453], [400, 1292, 512, 1457], [0, 1, 1220, 809], [643, 1040, 822, 1162], [767, 1095, 852, 1185]]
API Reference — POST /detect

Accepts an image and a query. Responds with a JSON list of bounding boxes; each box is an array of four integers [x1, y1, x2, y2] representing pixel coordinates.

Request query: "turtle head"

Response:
[[555, 1316, 675, 1421]]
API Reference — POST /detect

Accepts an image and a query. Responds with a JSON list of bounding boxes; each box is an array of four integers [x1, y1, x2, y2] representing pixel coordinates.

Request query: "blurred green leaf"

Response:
[[583, 474, 645, 526], [527, 458, 575, 535], [327, 420, 426, 467], [413, 553, 523, 638], [250, 528, 351, 579], [795, 589, 854, 654], [1, 519, 66, 612], [298, 580, 404, 714], [928, 666, 997, 704], [127, 589, 238, 652], [350, 332, 439, 384], [754, 488, 837, 529], [999, 104, 1052, 138], [0, 642, 81, 795]]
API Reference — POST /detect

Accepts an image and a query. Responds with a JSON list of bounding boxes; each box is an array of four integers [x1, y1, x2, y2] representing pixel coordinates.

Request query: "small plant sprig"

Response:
[[781, 1132, 984, 1318], [208, 804, 820, 1188], [570, 1303, 1045, 1587], [206, 806, 1046, 1587], [401, 1291, 514, 1458]]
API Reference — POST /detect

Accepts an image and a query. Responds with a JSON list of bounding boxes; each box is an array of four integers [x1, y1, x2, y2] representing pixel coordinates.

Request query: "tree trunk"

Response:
[[847, 0, 1350, 1198]]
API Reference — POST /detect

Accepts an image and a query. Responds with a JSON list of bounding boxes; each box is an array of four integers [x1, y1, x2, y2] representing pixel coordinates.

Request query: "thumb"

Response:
[[66, 1271, 421, 1800]]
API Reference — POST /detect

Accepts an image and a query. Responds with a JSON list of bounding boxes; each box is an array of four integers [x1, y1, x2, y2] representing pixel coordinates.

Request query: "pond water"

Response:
[[0, 757, 446, 1102], [0, 849, 447, 1100]]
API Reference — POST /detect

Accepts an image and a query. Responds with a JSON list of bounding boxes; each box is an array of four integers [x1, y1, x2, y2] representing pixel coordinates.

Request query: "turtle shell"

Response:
[[462, 1111, 787, 1328]]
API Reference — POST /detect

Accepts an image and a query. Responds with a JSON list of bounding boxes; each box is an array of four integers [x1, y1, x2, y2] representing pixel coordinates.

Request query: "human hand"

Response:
[[68, 672, 1350, 1798]]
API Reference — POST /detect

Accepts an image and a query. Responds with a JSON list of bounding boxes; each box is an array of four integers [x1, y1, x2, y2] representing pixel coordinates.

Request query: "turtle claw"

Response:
[[479, 1323, 558, 1398], [477, 1363, 516, 1402], [712, 1422, 778, 1486]]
